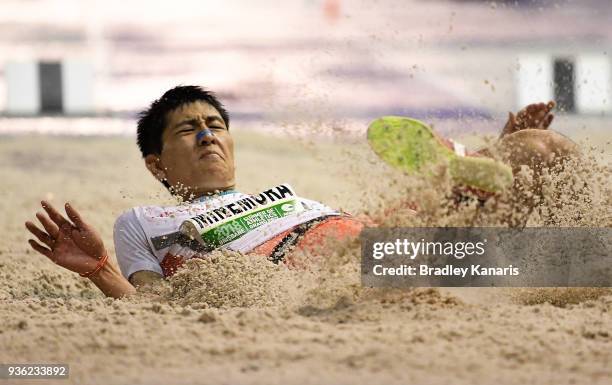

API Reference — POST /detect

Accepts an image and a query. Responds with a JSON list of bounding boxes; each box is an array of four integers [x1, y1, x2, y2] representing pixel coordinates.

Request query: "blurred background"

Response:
[[1, 0, 611, 138]]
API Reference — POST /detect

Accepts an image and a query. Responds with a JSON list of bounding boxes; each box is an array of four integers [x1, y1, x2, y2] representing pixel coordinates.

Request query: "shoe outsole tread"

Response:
[[367, 116, 513, 193]]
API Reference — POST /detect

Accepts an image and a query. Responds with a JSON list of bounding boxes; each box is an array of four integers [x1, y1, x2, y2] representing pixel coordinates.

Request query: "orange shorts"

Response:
[[249, 215, 364, 264]]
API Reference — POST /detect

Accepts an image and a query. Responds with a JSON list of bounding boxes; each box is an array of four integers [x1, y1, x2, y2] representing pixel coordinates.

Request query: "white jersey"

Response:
[[113, 187, 339, 279]]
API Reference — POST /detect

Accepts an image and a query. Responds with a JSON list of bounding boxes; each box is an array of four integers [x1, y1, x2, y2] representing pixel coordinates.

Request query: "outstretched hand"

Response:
[[501, 101, 556, 138], [25, 201, 107, 276]]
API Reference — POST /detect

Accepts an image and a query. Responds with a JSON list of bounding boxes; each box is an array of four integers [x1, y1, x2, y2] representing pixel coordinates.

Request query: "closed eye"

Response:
[[177, 125, 195, 134]]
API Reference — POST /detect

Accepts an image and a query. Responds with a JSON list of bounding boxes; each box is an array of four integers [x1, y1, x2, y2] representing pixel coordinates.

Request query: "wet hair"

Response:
[[136, 85, 230, 188]]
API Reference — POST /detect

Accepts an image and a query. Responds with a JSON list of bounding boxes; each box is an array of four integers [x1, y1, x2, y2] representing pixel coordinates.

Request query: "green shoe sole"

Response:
[[367, 116, 513, 193]]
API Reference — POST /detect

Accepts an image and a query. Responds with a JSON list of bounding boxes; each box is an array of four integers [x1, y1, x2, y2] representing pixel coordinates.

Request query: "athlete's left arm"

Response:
[[500, 101, 556, 138], [475, 101, 557, 157]]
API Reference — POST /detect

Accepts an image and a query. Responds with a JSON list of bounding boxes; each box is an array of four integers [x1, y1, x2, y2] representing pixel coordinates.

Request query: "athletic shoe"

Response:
[[367, 116, 513, 194]]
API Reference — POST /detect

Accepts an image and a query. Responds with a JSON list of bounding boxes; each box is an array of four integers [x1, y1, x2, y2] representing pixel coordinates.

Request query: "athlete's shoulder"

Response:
[[115, 202, 197, 224], [114, 207, 138, 228]]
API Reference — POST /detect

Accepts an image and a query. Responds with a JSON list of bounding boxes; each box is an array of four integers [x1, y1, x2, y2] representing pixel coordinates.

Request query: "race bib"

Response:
[[179, 184, 303, 251]]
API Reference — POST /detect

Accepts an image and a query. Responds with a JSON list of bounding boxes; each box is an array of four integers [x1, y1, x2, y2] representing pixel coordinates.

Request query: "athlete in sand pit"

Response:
[[24, 86, 578, 298]]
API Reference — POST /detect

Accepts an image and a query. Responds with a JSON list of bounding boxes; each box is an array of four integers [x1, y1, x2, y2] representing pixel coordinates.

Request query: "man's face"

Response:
[[146, 100, 235, 198]]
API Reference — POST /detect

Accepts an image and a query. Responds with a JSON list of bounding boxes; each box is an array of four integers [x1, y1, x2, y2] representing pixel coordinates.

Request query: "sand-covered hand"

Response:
[[501, 101, 556, 138], [25, 201, 107, 276]]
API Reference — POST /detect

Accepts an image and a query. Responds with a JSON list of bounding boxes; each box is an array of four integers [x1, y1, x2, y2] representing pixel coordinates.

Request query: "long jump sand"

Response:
[[1, 129, 611, 385]]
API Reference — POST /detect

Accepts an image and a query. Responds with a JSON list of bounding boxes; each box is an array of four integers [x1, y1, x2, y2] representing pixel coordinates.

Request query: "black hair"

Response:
[[136, 85, 230, 189]]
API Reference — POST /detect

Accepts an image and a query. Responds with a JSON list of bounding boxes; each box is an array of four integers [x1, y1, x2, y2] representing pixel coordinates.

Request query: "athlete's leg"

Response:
[[493, 128, 580, 174], [481, 128, 581, 226]]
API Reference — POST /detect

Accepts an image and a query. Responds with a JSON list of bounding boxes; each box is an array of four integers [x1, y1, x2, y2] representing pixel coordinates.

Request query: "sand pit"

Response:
[[1, 131, 611, 385]]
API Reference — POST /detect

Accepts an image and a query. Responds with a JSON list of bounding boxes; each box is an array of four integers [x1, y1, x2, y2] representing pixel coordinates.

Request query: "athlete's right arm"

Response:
[[113, 208, 166, 290], [25, 201, 136, 299]]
